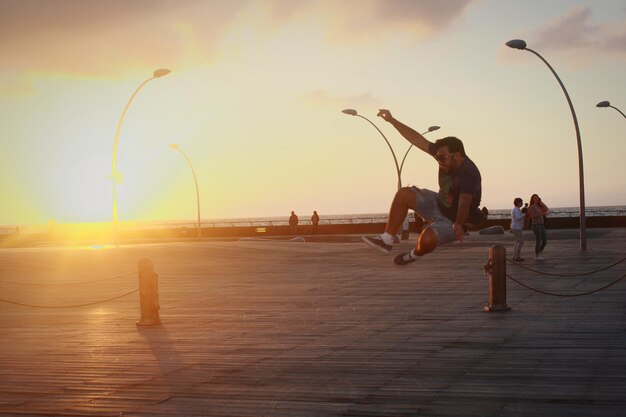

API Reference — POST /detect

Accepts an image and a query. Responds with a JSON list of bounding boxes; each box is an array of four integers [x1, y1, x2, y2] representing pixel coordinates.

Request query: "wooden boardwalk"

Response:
[[0, 228, 625, 416]]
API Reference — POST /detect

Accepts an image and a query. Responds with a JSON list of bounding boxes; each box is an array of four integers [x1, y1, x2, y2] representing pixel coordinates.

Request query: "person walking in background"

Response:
[[311, 210, 320, 234], [511, 197, 526, 261], [528, 194, 549, 261], [289, 211, 299, 236], [362, 109, 485, 265]]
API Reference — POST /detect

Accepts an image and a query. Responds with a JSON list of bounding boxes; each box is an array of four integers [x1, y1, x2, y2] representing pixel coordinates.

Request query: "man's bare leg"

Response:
[[393, 225, 439, 265], [416, 226, 438, 255], [384, 187, 418, 235], [362, 187, 418, 254]]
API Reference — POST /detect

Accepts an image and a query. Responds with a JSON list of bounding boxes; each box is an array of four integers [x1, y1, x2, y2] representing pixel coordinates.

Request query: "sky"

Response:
[[0, 0, 625, 227]]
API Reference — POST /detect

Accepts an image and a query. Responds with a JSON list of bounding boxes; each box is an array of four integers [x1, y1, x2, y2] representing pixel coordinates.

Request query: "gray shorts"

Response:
[[410, 187, 457, 245]]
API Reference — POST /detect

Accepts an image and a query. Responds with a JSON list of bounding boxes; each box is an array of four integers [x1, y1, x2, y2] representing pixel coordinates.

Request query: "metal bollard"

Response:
[[137, 258, 161, 326], [484, 245, 511, 312]]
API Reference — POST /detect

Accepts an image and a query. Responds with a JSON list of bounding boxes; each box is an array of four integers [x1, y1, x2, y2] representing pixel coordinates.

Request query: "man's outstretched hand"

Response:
[[377, 109, 393, 122]]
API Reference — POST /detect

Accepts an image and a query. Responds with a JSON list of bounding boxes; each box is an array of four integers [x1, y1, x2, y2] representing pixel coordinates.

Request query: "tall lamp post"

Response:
[[111, 68, 171, 244], [170, 144, 202, 241], [342, 109, 402, 189], [342, 109, 439, 239], [596, 101, 626, 119], [397, 125, 440, 240], [505, 39, 587, 250]]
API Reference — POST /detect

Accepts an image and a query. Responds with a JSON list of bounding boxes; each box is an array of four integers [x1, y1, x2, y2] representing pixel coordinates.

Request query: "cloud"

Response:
[[533, 6, 626, 58], [367, 0, 477, 32], [0, 0, 243, 76], [302, 90, 383, 110], [313, 0, 478, 43], [246, 0, 477, 40], [0, 0, 478, 78], [601, 22, 626, 55], [0, 75, 36, 96], [534, 7, 598, 51]]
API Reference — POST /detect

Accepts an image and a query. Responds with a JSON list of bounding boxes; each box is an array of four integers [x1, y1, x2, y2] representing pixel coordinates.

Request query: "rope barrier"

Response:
[[0, 288, 140, 308], [484, 248, 626, 307], [506, 257, 625, 277], [0, 271, 136, 286], [506, 272, 626, 297], [0, 258, 160, 325]]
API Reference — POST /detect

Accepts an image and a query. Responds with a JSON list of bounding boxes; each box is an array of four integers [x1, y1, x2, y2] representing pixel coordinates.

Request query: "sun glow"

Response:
[[48, 222, 120, 242], [1, 1, 624, 231]]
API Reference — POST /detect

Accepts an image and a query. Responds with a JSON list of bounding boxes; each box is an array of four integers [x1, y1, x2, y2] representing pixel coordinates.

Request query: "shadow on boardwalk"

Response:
[[0, 228, 625, 416]]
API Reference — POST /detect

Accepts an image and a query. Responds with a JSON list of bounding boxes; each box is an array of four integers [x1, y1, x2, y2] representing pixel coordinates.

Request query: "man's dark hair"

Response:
[[434, 136, 466, 156], [514, 197, 523, 206]]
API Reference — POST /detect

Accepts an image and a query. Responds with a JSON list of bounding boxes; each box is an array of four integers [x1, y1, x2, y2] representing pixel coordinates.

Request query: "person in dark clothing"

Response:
[[311, 211, 320, 234], [362, 109, 484, 266], [288, 211, 299, 236]]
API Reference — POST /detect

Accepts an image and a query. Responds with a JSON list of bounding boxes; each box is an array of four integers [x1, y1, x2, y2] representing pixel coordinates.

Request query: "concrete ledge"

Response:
[[478, 225, 505, 235]]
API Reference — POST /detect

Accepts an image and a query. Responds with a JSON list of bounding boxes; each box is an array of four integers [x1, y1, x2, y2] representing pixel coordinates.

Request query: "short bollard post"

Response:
[[484, 245, 511, 312], [137, 258, 161, 326]]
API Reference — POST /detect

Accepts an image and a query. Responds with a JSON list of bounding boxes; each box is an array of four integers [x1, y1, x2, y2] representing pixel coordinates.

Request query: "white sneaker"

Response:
[[534, 254, 545, 261]]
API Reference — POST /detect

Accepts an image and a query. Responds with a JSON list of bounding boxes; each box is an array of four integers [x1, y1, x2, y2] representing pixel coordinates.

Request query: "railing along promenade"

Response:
[[133, 207, 626, 235], [171, 208, 626, 229], [1, 208, 624, 247]]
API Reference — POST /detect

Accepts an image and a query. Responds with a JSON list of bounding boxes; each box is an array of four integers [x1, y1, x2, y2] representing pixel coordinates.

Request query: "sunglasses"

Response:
[[434, 153, 454, 163]]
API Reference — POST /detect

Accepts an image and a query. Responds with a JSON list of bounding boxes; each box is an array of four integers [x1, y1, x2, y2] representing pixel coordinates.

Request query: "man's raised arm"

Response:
[[377, 109, 433, 153]]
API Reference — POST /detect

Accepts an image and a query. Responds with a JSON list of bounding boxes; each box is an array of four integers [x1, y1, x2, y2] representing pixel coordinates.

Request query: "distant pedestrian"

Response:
[[528, 194, 549, 261], [511, 197, 526, 261], [311, 210, 320, 234], [289, 211, 299, 236]]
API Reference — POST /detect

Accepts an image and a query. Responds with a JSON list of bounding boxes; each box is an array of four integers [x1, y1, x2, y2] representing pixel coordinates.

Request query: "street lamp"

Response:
[[398, 125, 440, 240], [111, 68, 171, 245], [169, 144, 202, 241], [505, 39, 587, 250], [342, 109, 439, 240], [596, 100, 626, 119], [342, 109, 402, 190]]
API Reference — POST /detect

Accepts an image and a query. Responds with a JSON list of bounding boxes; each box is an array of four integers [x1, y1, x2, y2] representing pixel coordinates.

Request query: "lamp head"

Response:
[[596, 101, 611, 108], [428, 126, 440, 132], [505, 39, 527, 50], [169, 143, 179, 150], [342, 109, 358, 116], [153, 68, 172, 78]]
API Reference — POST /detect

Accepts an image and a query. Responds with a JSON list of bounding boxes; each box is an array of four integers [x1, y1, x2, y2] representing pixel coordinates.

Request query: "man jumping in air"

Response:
[[362, 109, 484, 265]]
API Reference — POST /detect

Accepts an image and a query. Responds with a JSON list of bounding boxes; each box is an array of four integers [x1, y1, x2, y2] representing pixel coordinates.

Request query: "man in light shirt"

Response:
[[511, 197, 526, 261]]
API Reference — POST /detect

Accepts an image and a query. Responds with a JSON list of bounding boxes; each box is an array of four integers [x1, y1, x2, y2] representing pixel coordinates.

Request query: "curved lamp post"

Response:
[[596, 101, 626, 119], [506, 39, 587, 250], [170, 144, 202, 241], [399, 125, 440, 175], [342, 109, 439, 240], [111, 68, 171, 244], [342, 109, 402, 190]]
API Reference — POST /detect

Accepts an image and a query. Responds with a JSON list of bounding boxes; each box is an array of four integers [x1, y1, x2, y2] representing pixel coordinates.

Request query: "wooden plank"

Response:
[[0, 228, 624, 416]]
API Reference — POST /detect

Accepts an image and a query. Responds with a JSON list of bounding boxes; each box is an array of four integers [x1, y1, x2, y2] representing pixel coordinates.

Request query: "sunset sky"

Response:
[[1, 0, 625, 227]]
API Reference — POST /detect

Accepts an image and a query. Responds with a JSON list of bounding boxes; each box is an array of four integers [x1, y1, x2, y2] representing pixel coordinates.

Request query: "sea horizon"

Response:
[[3, 205, 625, 235]]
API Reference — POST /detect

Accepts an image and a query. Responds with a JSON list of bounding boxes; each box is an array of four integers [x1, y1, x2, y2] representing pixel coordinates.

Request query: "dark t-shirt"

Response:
[[428, 143, 483, 225]]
